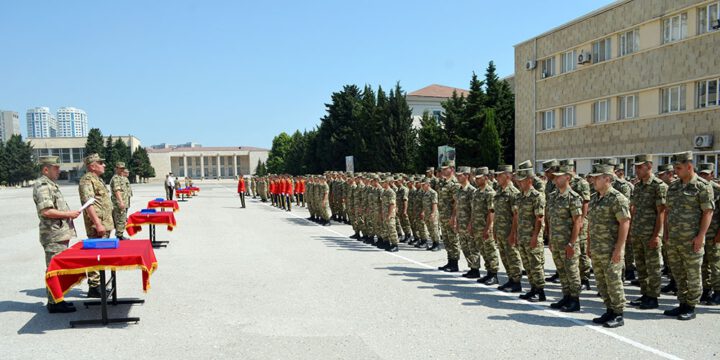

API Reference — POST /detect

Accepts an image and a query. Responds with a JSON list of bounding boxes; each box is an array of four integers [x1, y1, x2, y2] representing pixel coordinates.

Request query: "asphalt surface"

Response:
[[1, 181, 718, 359]]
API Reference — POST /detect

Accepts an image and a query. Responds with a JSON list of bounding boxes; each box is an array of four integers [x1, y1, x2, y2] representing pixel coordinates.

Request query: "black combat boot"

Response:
[[497, 280, 513, 291], [408, 236, 417, 245], [444, 260, 459, 272], [663, 303, 686, 317], [550, 295, 569, 309], [509, 280, 522, 293], [528, 288, 546, 302], [661, 279, 677, 294], [413, 239, 424, 248], [560, 297, 581, 313], [462, 268, 480, 279], [624, 268, 636, 282], [629, 295, 648, 307], [438, 260, 451, 271], [593, 308, 614, 324], [482, 272, 498, 286], [519, 287, 536, 300], [386, 244, 399, 252], [399, 234, 408, 243], [700, 288, 712, 303], [603, 311, 624, 328], [47, 301, 77, 314], [677, 304, 696, 321], [639, 296, 658, 310], [477, 271, 493, 284], [545, 272, 560, 283], [581, 278, 591, 291], [350, 232, 359, 239], [708, 291, 720, 305], [428, 241, 440, 251]]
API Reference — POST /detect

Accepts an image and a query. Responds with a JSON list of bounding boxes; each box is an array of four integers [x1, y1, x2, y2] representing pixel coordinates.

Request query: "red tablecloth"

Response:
[[147, 200, 180, 212], [187, 187, 200, 192], [126, 211, 177, 236], [45, 240, 158, 302], [175, 189, 191, 196]]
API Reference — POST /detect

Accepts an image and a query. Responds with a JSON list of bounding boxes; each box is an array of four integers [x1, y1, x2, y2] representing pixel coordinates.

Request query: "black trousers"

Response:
[[239, 193, 246, 208]]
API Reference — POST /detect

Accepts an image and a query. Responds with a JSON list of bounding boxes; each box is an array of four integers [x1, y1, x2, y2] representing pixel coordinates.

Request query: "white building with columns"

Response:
[[147, 145, 269, 181]]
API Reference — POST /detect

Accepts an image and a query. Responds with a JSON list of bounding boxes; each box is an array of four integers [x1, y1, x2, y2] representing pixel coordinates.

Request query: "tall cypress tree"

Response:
[[84, 128, 105, 157], [478, 109, 502, 169], [0, 140, 7, 185], [5, 135, 36, 185], [484, 61, 515, 165]]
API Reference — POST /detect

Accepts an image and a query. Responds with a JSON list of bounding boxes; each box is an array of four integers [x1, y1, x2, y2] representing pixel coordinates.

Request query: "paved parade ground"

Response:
[[1, 182, 719, 360]]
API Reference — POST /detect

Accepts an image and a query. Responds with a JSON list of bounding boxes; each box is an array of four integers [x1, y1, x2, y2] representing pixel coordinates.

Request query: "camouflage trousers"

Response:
[[86, 227, 111, 288], [385, 216, 399, 245], [591, 245, 626, 313], [458, 225, 480, 269], [112, 207, 128, 238], [667, 238, 704, 306], [578, 221, 591, 280], [423, 214, 439, 242], [440, 215, 460, 260], [495, 226, 523, 282], [395, 212, 403, 237], [320, 201, 331, 221], [550, 237, 581, 297], [474, 229, 499, 273], [625, 234, 636, 273], [398, 207, 412, 237], [518, 237, 545, 289], [702, 237, 720, 291], [43, 240, 69, 304], [631, 231, 663, 298]]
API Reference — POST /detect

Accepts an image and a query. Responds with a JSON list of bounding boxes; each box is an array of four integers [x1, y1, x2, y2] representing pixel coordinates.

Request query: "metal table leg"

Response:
[[70, 270, 143, 327]]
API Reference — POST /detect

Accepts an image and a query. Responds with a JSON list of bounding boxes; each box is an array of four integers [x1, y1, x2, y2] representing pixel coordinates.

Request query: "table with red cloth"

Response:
[[147, 199, 180, 212], [187, 186, 200, 196], [126, 211, 177, 247], [175, 188, 192, 201], [45, 240, 158, 327]]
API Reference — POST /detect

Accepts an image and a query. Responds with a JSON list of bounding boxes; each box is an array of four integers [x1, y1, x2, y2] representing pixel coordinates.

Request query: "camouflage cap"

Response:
[[552, 164, 574, 177], [457, 166, 472, 174], [698, 162, 715, 174], [633, 154, 652, 165], [488, 170, 496, 176], [497, 165, 513, 173], [616, 163, 625, 171], [671, 151, 693, 165], [440, 160, 455, 169], [589, 164, 615, 177], [115, 162, 126, 169], [657, 164, 673, 174], [515, 168, 534, 181], [518, 160, 533, 169], [426, 167, 435, 172], [84, 153, 105, 166], [474, 167, 489, 177], [542, 159, 559, 171], [38, 155, 60, 167], [600, 157, 619, 167]]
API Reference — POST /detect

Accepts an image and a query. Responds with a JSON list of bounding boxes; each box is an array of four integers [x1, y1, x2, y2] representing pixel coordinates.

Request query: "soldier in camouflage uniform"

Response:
[[663, 151, 714, 321], [396, 177, 412, 243], [657, 164, 678, 294], [79, 153, 114, 298], [347, 176, 360, 239], [561, 159, 593, 290], [587, 164, 631, 328], [362, 176, 376, 244], [406, 177, 418, 245], [258, 177, 268, 202], [438, 160, 461, 272], [110, 162, 132, 240], [627, 154, 667, 310], [541, 160, 561, 284], [513, 167, 547, 302], [495, 165, 523, 293], [318, 176, 332, 225], [414, 178, 432, 248], [421, 178, 441, 251], [472, 167, 499, 285], [547, 164, 584, 312], [697, 163, 720, 305], [381, 177, 399, 252], [33, 156, 82, 313], [601, 158, 636, 282], [454, 167, 479, 278]]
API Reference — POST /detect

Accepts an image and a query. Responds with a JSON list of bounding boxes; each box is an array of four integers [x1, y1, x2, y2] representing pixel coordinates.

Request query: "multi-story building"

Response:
[[26, 107, 57, 138], [407, 84, 469, 128], [514, 0, 720, 176], [56, 107, 89, 137], [146, 145, 269, 180], [0, 110, 21, 142]]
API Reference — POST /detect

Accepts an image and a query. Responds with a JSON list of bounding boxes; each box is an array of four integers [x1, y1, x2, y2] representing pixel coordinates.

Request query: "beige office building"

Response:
[[146, 146, 269, 181], [514, 0, 720, 176]]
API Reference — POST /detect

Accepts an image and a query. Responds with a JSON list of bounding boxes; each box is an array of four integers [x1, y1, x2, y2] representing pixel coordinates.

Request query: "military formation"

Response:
[[33, 154, 133, 313], [255, 151, 720, 328]]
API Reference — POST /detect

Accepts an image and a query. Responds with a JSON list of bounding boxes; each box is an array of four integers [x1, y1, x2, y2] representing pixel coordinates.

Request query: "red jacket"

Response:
[[237, 178, 246, 193]]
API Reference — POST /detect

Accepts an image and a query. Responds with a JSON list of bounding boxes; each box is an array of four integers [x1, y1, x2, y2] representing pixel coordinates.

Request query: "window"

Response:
[[561, 50, 576, 73], [541, 110, 555, 131], [618, 29, 639, 56], [592, 99, 610, 123], [698, 3, 720, 34], [618, 94, 639, 120], [592, 38, 612, 63], [663, 13, 687, 43], [59, 149, 71, 163], [541, 57, 555, 78], [661, 85, 687, 113], [697, 79, 719, 108], [432, 110, 442, 122], [561, 106, 576, 128]]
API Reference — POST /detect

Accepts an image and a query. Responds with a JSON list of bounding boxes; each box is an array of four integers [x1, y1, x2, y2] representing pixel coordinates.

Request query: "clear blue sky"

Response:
[[1, 0, 611, 149]]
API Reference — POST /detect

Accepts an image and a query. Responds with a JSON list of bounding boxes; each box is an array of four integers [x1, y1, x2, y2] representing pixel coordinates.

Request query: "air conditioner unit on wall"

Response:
[[577, 51, 591, 64], [694, 134, 713, 148], [525, 60, 536, 70]]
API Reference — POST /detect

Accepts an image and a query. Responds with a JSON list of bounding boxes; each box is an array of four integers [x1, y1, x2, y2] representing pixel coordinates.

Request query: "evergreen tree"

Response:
[[284, 130, 308, 175], [386, 82, 415, 172], [0, 140, 7, 185], [103, 136, 117, 182], [4, 135, 36, 185], [266, 132, 292, 174], [416, 110, 448, 171], [484, 61, 515, 165], [255, 159, 268, 176], [129, 147, 155, 182], [84, 128, 105, 157], [478, 108, 502, 169]]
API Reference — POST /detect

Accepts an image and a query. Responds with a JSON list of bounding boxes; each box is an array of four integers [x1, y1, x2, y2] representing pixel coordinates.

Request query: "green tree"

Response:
[[284, 130, 308, 175], [386, 82, 415, 172], [84, 128, 105, 157], [416, 110, 448, 171], [484, 61, 515, 165], [103, 135, 117, 182], [266, 132, 292, 174], [129, 147, 155, 182], [4, 134, 36, 185], [478, 108, 502, 169], [255, 159, 267, 176], [0, 140, 7, 185]]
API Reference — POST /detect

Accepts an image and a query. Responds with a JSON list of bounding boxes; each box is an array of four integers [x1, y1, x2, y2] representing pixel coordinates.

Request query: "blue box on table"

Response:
[[82, 238, 119, 249], [140, 209, 157, 214]]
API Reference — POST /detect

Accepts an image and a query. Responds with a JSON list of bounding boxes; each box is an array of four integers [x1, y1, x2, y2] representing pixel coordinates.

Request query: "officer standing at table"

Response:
[[110, 162, 132, 239], [33, 156, 82, 313], [78, 153, 114, 298]]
